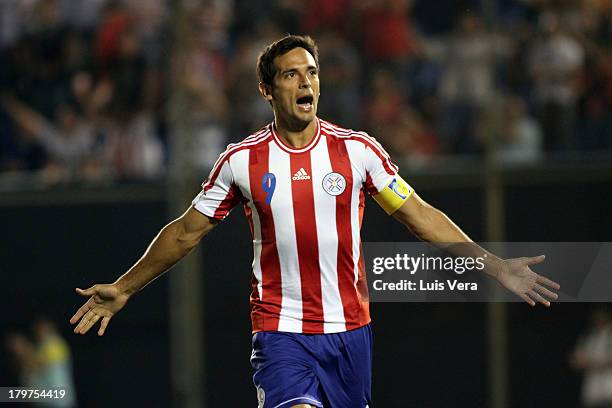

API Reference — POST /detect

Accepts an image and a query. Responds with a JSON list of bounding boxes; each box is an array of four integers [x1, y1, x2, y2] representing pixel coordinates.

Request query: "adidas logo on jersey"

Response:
[[292, 168, 311, 181]]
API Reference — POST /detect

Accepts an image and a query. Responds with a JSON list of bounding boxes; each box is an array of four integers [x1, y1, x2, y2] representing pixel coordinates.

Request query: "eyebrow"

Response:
[[280, 65, 318, 75]]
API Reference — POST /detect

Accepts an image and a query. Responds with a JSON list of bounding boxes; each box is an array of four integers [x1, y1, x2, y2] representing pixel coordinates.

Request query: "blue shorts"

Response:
[[250, 324, 373, 408]]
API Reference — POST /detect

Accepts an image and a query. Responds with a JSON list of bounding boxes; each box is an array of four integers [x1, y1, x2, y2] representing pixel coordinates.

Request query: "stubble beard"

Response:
[[275, 105, 315, 132]]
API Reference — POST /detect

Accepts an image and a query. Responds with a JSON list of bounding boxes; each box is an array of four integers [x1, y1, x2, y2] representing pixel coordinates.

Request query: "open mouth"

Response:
[[296, 95, 314, 111]]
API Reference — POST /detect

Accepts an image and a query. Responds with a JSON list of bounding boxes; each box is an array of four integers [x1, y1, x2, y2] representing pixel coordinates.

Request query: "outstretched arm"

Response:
[[70, 206, 217, 336], [390, 191, 560, 306], [0, 95, 49, 138]]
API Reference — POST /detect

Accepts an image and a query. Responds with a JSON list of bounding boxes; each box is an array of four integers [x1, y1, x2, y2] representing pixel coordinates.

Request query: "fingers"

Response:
[[69, 299, 92, 325], [74, 310, 101, 335], [76, 285, 96, 297], [520, 283, 559, 307], [534, 283, 558, 301], [519, 293, 536, 306], [536, 274, 560, 290], [526, 255, 546, 265], [528, 290, 550, 307], [98, 316, 111, 336], [80, 314, 101, 335], [73, 310, 93, 334], [71, 284, 115, 335]]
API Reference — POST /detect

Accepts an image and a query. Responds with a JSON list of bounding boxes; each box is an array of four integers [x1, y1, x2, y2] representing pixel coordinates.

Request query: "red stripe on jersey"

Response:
[[325, 135, 360, 328], [243, 202, 254, 240], [365, 173, 377, 196], [357, 188, 370, 327], [290, 152, 324, 333], [354, 243, 371, 328], [250, 274, 260, 310], [212, 183, 242, 219], [248, 142, 282, 332], [359, 187, 366, 228], [243, 202, 260, 321]]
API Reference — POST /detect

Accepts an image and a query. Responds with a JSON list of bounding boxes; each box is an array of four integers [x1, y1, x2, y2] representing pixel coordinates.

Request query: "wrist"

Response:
[[483, 256, 507, 279], [113, 279, 136, 298]]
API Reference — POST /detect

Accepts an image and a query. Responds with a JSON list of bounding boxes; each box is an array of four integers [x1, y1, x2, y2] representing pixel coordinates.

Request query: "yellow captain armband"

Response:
[[373, 175, 414, 215]]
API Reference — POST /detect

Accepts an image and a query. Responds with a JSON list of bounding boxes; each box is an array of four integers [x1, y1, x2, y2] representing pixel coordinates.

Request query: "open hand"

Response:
[[70, 284, 130, 336], [496, 255, 560, 306]]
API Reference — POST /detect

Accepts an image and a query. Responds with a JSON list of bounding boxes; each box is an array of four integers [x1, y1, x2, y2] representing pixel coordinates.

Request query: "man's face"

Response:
[[261, 47, 320, 128]]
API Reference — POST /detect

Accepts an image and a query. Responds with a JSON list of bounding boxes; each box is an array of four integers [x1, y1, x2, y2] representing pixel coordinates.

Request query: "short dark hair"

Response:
[[257, 35, 319, 87]]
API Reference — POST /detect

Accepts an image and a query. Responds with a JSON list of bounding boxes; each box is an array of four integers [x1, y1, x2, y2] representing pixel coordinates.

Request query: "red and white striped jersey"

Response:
[[193, 118, 403, 334]]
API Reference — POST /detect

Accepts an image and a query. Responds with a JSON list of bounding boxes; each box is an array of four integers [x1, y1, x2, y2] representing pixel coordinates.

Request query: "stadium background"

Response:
[[0, 0, 610, 407]]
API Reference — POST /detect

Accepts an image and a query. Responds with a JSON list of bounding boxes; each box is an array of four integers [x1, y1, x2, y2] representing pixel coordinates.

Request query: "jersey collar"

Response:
[[271, 118, 321, 154]]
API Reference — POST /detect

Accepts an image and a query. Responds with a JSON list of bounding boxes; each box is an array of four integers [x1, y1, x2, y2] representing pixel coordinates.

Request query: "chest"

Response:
[[236, 153, 361, 214]]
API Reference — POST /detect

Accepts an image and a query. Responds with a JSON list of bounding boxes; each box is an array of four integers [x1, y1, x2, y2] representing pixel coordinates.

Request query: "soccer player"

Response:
[[70, 35, 560, 408]]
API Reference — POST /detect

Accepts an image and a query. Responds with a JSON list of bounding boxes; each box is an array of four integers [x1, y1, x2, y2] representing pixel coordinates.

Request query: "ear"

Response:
[[258, 82, 273, 102]]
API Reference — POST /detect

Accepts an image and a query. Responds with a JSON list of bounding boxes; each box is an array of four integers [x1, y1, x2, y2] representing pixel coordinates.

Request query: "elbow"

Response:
[[176, 235, 200, 253]]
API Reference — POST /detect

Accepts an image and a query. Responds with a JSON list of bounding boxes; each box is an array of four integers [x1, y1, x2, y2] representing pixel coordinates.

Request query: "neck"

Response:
[[274, 116, 318, 149]]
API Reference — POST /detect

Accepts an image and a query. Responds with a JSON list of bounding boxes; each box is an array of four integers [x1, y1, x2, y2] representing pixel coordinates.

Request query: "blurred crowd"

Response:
[[5, 318, 76, 407], [570, 307, 612, 408], [0, 0, 610, 182]]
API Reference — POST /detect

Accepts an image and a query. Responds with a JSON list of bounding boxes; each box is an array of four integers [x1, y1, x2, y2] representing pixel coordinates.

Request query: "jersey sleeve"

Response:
[[363, 138, 399, 195], [192, 158, 242, 220], [362, 137, 414, 214]]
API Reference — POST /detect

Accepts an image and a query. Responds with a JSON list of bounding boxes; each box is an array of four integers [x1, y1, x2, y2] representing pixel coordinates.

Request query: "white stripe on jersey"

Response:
[[230, 150, 263, 300], [268, 142, 303, 332], [310, 136, 346, 333], [345, 141, 364, 288]]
